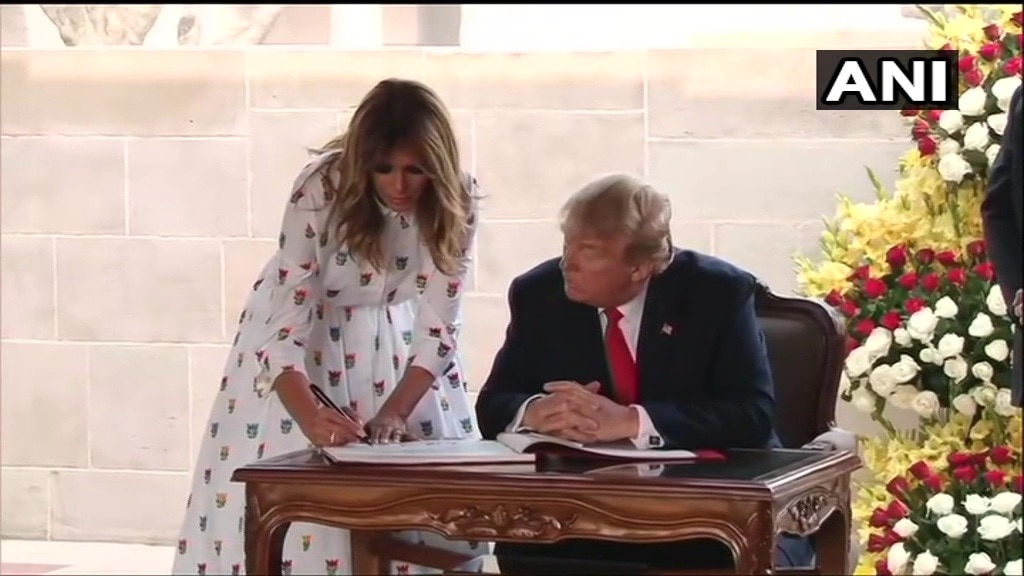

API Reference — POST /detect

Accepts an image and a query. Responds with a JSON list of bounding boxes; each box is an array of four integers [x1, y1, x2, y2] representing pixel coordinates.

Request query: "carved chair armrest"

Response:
[[801, 428, 858, 453]]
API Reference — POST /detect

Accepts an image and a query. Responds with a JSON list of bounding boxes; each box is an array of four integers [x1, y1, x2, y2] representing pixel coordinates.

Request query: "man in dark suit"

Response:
[[475, 173, 813, 572], [981, 84, 1023, 407]]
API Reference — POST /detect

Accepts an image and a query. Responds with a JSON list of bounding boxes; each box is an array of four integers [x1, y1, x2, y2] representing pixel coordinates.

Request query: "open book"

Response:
[[321, 432, 722, 466]]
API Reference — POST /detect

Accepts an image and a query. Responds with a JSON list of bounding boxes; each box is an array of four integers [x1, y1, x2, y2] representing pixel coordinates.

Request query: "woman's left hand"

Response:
[[364, 410, 409, 444]]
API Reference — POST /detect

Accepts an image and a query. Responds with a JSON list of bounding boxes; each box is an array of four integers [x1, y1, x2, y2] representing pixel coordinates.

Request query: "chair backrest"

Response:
[[754, 281, 846, 448]]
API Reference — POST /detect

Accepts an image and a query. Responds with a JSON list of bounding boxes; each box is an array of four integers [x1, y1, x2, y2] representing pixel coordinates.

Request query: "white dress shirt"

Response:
[[505, 285, 665, 449]]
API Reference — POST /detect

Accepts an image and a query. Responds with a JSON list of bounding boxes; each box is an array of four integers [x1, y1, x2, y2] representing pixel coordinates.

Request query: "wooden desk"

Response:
[[232, 448, 860, 575]]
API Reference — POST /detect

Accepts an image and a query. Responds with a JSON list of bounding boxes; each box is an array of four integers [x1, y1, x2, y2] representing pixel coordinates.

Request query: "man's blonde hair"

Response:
[[559, 173, 674, 273]]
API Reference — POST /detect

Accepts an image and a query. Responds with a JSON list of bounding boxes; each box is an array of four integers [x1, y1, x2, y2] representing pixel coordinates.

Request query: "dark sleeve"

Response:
[[981, 85, 1023, 306], [640, 281, 775, 450], [474, 277, 541, 440]]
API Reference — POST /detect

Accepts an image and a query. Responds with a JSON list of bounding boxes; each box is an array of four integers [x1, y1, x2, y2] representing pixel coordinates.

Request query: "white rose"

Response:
[[972, 361, 995, 382], [845, 346, 873, 378], [887, 542, 911, 575], [987, 144, 1002, 167], [978, 514, 1015, 541], [944, 356, 969, 383], [935, 296, 959, 319], [987, 286, 1008, 316], [908, 308, 939, 342], [995, 388, 1017, 417], [894, 327, 913, 347], [851, 386, 876, 413], [993, 76, 1023, 112], [912, 390, 940, 419], [893, 517, 919, 538], [938, 138, 962, 157], [964, 494, 991, 515], [892, 355, 920, 383], [963, 122, 992, 151], [927, 493, 956, 516], [972, 384, 998, 407], [889, 385, 919, 409], [985, 340, 1010, 362], [937, 333, 965, 357], [920, 347, 944, 365], [965, 552, 997, 575], [913, 550, 939, 576], [968, 313, 995, 338], [839, 370, 851, 395], [937, 153, 973, 183], [959, 86, 988, 116], [938, 109, 964, 134], [990, 492, 1023, 515], [1005, 559, 1023, 576], [864, 327, 893, 359], [988, 113, 1008, 136], [869, 364, 898, 397], [952, 393, 978, 417], [936, 513, 969, 537]]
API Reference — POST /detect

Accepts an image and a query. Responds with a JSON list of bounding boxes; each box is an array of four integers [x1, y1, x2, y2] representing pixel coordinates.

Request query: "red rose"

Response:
[[966, 240, 986, 257], [887, 245, 908, 269], [953, 465, 977, 484], [825, 290, 843, 306], [971, 451, 990, 466], [849, 265, 871, 281], [900, 107, 919, 118], [985, 469, 1007, 487], [978, 41, 1002, 61], [958, 54, 977, 71], [886, 476, 911, 498], [948, 452, 974, 467], [948, 268, 967, 286], [855, 319, 875, 337], [926, 109, 942, 123], [923, 474, 944, 492], [916, 135, 937, 156], [964, 68, 985, 87], [905, 298, 925, 314], [863, 278, 887, 299], [909, 461, 932, 479], [1014, 475, 1023, 493], [936, 250, 958, 266], [990, 445, 1014, 465], [880, 311, 901, 331], [1005, 55, 1023, 77], [897, 272, 918, 289], [869, 506, 891, 528], [916, 248, 936, 265], [840, 300, 859, 318], [975, 261, 995, 281], [867, 533, 890, 553], [912, 119, 930, 139], [983, 23, 1002, 41], [921, 273, 941, 292], [885, 499, 909, 520], [845, 336, 859, 354], [1013, 11, 1023, 26], [875, 558, 893, 576]]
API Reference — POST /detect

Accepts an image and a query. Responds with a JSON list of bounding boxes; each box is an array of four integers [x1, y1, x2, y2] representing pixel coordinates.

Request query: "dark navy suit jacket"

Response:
[[981, 85, 1023, 406]]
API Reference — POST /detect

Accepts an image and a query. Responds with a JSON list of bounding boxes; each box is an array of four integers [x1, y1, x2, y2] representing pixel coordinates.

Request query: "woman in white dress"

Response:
[[173, 78, 484, 576]]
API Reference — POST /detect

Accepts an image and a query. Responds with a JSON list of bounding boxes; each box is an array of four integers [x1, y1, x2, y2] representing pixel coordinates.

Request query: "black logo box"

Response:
[[816, 49, 959, 111]]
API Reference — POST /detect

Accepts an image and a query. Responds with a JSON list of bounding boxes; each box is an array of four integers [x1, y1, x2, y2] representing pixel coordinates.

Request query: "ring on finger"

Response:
[[329, 431, 336, 444]]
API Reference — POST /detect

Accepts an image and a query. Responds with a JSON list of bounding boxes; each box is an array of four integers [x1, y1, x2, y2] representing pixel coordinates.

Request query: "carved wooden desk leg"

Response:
[[244, 485, 290, 576], [351, 530, 390, 575], [735, 504, 775, 574]]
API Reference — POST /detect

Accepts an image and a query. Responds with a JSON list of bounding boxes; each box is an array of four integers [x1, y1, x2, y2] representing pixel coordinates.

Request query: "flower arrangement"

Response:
[[865, 445, 1022, 575]]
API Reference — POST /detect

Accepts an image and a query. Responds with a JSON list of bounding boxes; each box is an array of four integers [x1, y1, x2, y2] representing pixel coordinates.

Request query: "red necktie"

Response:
[[603, 307, 638, 405]]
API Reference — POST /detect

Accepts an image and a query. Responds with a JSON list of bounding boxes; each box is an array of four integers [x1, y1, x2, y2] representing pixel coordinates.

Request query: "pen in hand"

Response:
[[309, 384, 370, 444]]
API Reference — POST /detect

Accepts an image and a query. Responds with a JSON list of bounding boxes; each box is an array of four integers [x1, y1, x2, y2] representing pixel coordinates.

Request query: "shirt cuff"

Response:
[[506, 394, 546, 432], [629, 405, 664, 450]]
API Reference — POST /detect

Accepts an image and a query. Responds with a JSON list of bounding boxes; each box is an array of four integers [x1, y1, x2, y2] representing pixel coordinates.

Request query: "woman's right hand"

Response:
[[297, 404, 367, 448]]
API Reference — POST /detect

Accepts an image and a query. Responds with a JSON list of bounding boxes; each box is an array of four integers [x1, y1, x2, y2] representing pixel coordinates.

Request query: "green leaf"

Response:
[[915, 4, 947, 29], [866, 167, 887, 200]]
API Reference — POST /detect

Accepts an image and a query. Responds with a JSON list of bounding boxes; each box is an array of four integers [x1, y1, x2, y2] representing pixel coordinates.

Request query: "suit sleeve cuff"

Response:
[[506, 394, 546, 432], [629, 405, 665, 450]]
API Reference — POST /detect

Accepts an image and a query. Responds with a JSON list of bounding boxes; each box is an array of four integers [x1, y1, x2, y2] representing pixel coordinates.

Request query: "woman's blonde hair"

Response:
[[317, 78, 471, 276]]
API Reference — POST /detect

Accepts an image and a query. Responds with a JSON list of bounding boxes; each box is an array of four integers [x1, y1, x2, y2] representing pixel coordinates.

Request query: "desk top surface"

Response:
[[232, 447, 860, 497]]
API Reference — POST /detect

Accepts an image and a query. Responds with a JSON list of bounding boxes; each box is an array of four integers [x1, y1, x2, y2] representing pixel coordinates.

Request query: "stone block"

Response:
[[223, 239, 277, 336], [246, 51, 425, 110], [670, 220, 714, 255], [127, 138, 248, 237], [260, 5, 331, 45], [0, 50, 246, 136], [647, 139, 908, 222], [89, 345, 190, 472], [0, 342, 89, 467], [713, 223, 805, 296], [646, 50, 907, 139], [458, 294, 509, 392], [421, 52, 645, 110], [55, 238, 222, 343], [51, 470, 189, 544], [0, 136, 125, 234], [1, 236, 55, 339], [187, 345, 231, 464], [474, 111, 644, 220], [474, 220, 561, 295], [0, 468, 50, 538]]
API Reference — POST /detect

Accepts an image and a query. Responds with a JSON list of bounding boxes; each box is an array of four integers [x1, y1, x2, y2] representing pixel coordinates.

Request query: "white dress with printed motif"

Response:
[[172, 151, 483, 576]]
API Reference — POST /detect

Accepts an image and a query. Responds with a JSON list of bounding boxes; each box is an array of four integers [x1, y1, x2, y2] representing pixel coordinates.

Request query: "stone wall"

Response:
[[1, 34, 919, 543]]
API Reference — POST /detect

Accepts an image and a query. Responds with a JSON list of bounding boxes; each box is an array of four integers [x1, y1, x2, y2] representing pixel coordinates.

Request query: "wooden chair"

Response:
[[373, 282, 857, 575]]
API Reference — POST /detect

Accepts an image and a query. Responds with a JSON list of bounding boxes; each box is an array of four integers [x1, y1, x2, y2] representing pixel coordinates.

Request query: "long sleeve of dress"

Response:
[[406, 177, 481, 379], [254, 156, 333, 389]]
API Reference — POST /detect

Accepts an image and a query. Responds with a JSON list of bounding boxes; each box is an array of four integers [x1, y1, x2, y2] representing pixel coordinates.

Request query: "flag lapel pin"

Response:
[[660, 323, 673, 336]]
